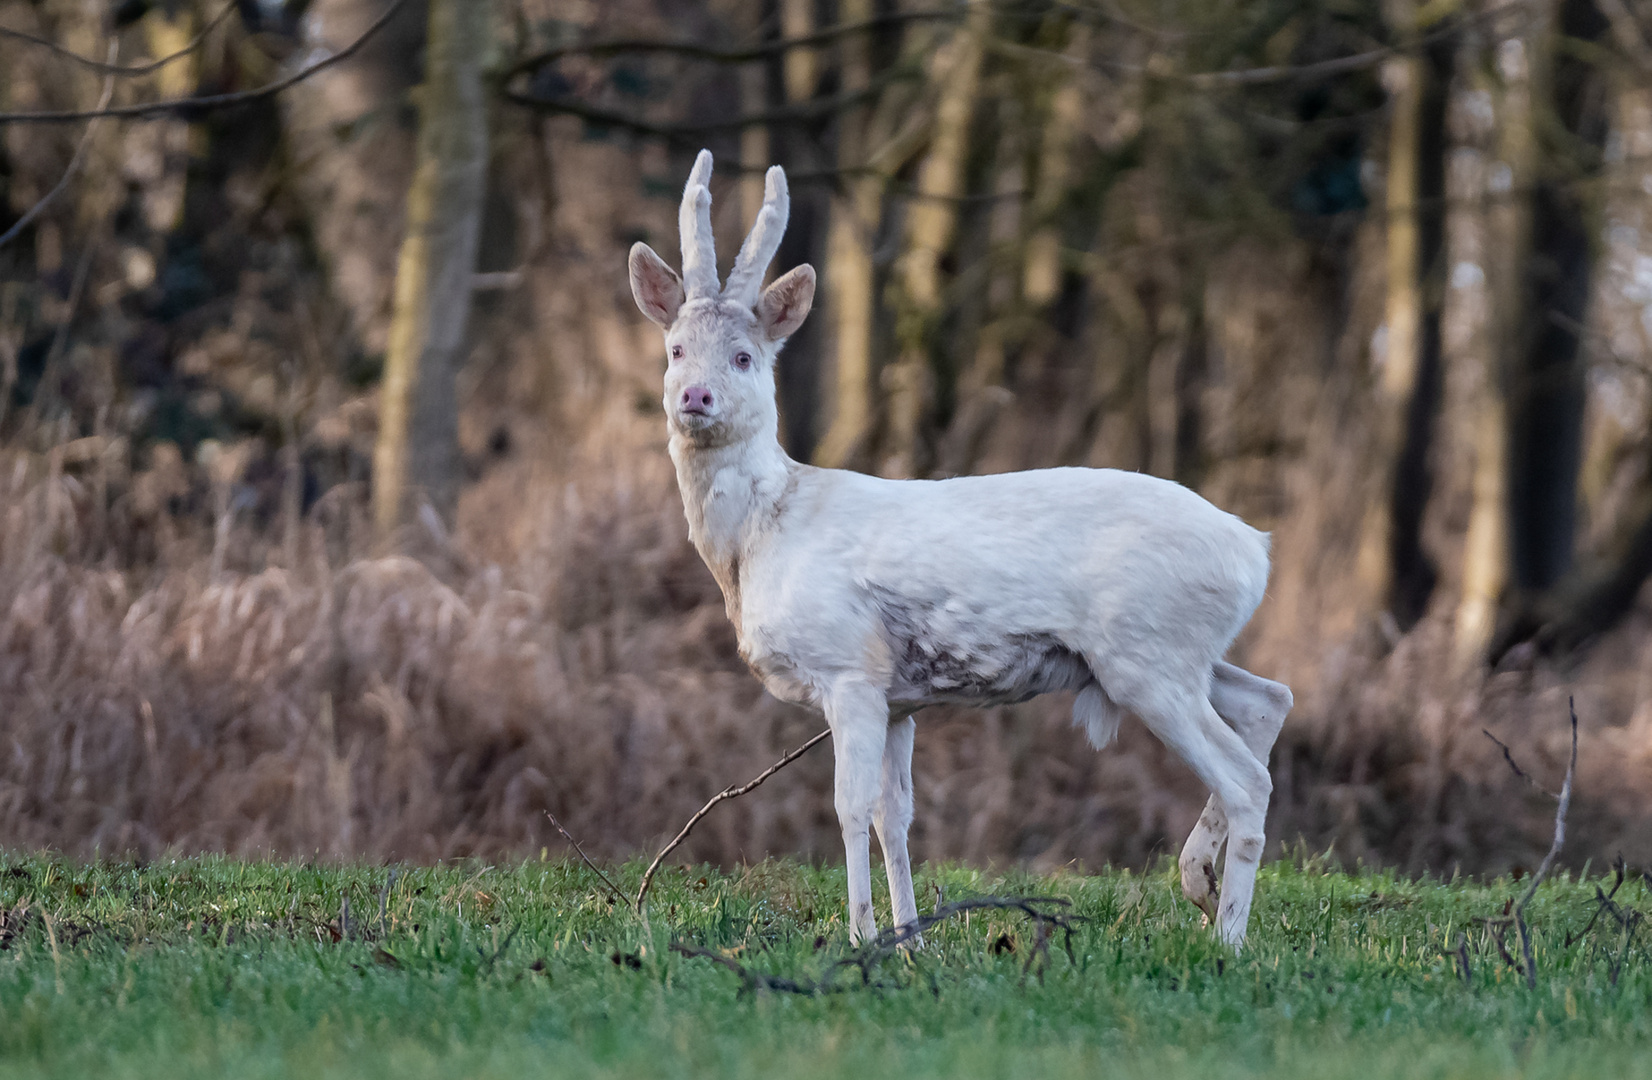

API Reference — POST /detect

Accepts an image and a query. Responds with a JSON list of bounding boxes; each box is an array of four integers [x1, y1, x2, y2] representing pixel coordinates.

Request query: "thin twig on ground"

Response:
[[1483, 697, 1579, 989], [1563, 855, 1647, 986], [0, 42, 117, 252], [839, 897, 1083, 986], [545, 810, 625, 906], [0, 0, 409, 124], [1480, 908, 1521, 972], [1446, 931, 1473, 987], [670, 942, 826, 995], [1566, 856, 1628, 947], [634, 728, 832, 913], [671, 895, 1083, 996], [1513, 699, 1578, 988], [480, 924, 520, 972]]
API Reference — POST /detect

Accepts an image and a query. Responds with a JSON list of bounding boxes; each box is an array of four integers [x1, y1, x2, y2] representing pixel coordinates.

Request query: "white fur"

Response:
[[629, 152, 1294, 948]]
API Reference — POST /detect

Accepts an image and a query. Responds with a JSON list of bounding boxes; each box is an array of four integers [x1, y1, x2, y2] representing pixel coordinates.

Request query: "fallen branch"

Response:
[[1446, 931, 1473, 987], [1566, 856, 1629, 947], [670, 941, 828, 995], [1564, 856, 1647, 987], [1482, 698, 1579, 989], [842, 896, 1084, 986], [545, 810, 625, 906], [0, 0, 409, 124], [1512, 699, 1578, 988], [1479, 901, 1522, 974], [634, 728, 832, 913], [672, 895, 1083, 996]]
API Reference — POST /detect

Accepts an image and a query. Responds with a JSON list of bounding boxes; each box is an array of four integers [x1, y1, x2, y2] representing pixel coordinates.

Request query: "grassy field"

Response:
[[0, 852, 1647, 1079]]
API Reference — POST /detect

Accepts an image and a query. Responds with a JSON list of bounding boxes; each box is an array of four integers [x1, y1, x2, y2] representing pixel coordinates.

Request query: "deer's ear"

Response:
[[757, 264, 816, 341], [629, 243, 684, 327]]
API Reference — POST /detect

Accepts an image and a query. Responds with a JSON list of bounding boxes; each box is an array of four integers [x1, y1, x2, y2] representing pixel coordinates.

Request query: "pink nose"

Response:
[[680, 386, 714, 414]]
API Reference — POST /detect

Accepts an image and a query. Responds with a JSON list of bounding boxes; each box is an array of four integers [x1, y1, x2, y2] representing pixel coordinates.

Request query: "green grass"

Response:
[[0, 852, 1648, 1079]]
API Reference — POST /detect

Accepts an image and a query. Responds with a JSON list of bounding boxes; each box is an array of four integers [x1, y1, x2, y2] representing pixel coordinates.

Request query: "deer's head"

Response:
[[628, 150, 816, 449]]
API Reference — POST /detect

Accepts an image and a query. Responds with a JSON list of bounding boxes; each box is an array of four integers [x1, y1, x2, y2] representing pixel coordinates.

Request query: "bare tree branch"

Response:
[[500, 0, 1528, 186], [0, 43, 118, 252], [1003, 1, 1533, 88], [0, 0, 410, 124], [634, 727, 831, 913], [0, 1, 237, 77], [503, 8, 960, 82], [545, 810, 625, 906], [504, 62, 919, 139]]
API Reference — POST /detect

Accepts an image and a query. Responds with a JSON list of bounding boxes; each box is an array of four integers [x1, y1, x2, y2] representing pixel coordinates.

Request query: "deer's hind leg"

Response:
[[1110, 667, 1272, 945], [1179, 662, 1293, 922]]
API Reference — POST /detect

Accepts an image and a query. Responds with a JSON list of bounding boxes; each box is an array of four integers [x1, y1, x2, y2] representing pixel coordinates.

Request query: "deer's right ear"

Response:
[[629, 243, 685, 327]]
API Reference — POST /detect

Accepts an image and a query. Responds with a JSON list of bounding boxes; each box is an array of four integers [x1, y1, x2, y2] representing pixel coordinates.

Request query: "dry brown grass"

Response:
[[2, 418, 1650, 877]]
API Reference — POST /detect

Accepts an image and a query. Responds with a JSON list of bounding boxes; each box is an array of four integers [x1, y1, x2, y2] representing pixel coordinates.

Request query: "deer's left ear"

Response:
[[757, 264, 816, 340], [630, 243, 685, 327]]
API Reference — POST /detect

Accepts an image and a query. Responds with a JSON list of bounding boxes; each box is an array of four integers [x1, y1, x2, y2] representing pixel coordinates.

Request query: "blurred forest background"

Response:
[[2, 0, 1651, 876]]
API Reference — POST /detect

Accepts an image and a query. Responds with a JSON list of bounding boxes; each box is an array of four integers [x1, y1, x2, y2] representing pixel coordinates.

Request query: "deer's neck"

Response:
[[669, 431, 795, 637]]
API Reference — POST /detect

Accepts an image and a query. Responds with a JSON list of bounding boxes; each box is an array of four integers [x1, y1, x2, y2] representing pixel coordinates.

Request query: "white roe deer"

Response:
[[627, 150, 1293, 946]]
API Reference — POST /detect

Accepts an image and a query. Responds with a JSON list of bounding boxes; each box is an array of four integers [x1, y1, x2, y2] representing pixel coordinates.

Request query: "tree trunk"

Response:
[[880, 8, 987, 478], [1506, 0, 1607, 599], [779, 0, 817, 104], [1355, 5, 1448, 630], [768, 0, 824, 460], [280, 0, 426, 357], [371, 0, 489, 536], [1424, 29, 1509, 670], [1023, 44, 1084, 309], [1576, 79, 1652, 562], [813, 0, 880, 469], [739, 59, 770, 233], [1521, 1, 1649, 651]]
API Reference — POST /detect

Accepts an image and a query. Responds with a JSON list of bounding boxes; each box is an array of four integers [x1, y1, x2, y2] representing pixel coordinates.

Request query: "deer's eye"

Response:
[[670, 344, 684, 362], [733, 351, 752, 370]]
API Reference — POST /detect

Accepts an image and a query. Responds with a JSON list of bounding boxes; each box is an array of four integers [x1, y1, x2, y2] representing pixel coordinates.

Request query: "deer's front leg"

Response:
[[875, 715, 920, 940], [825, 677, 889, 945]]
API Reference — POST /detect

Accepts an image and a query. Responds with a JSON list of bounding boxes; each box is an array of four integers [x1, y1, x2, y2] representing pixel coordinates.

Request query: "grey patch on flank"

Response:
[[871, 587, 1092, 710]]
